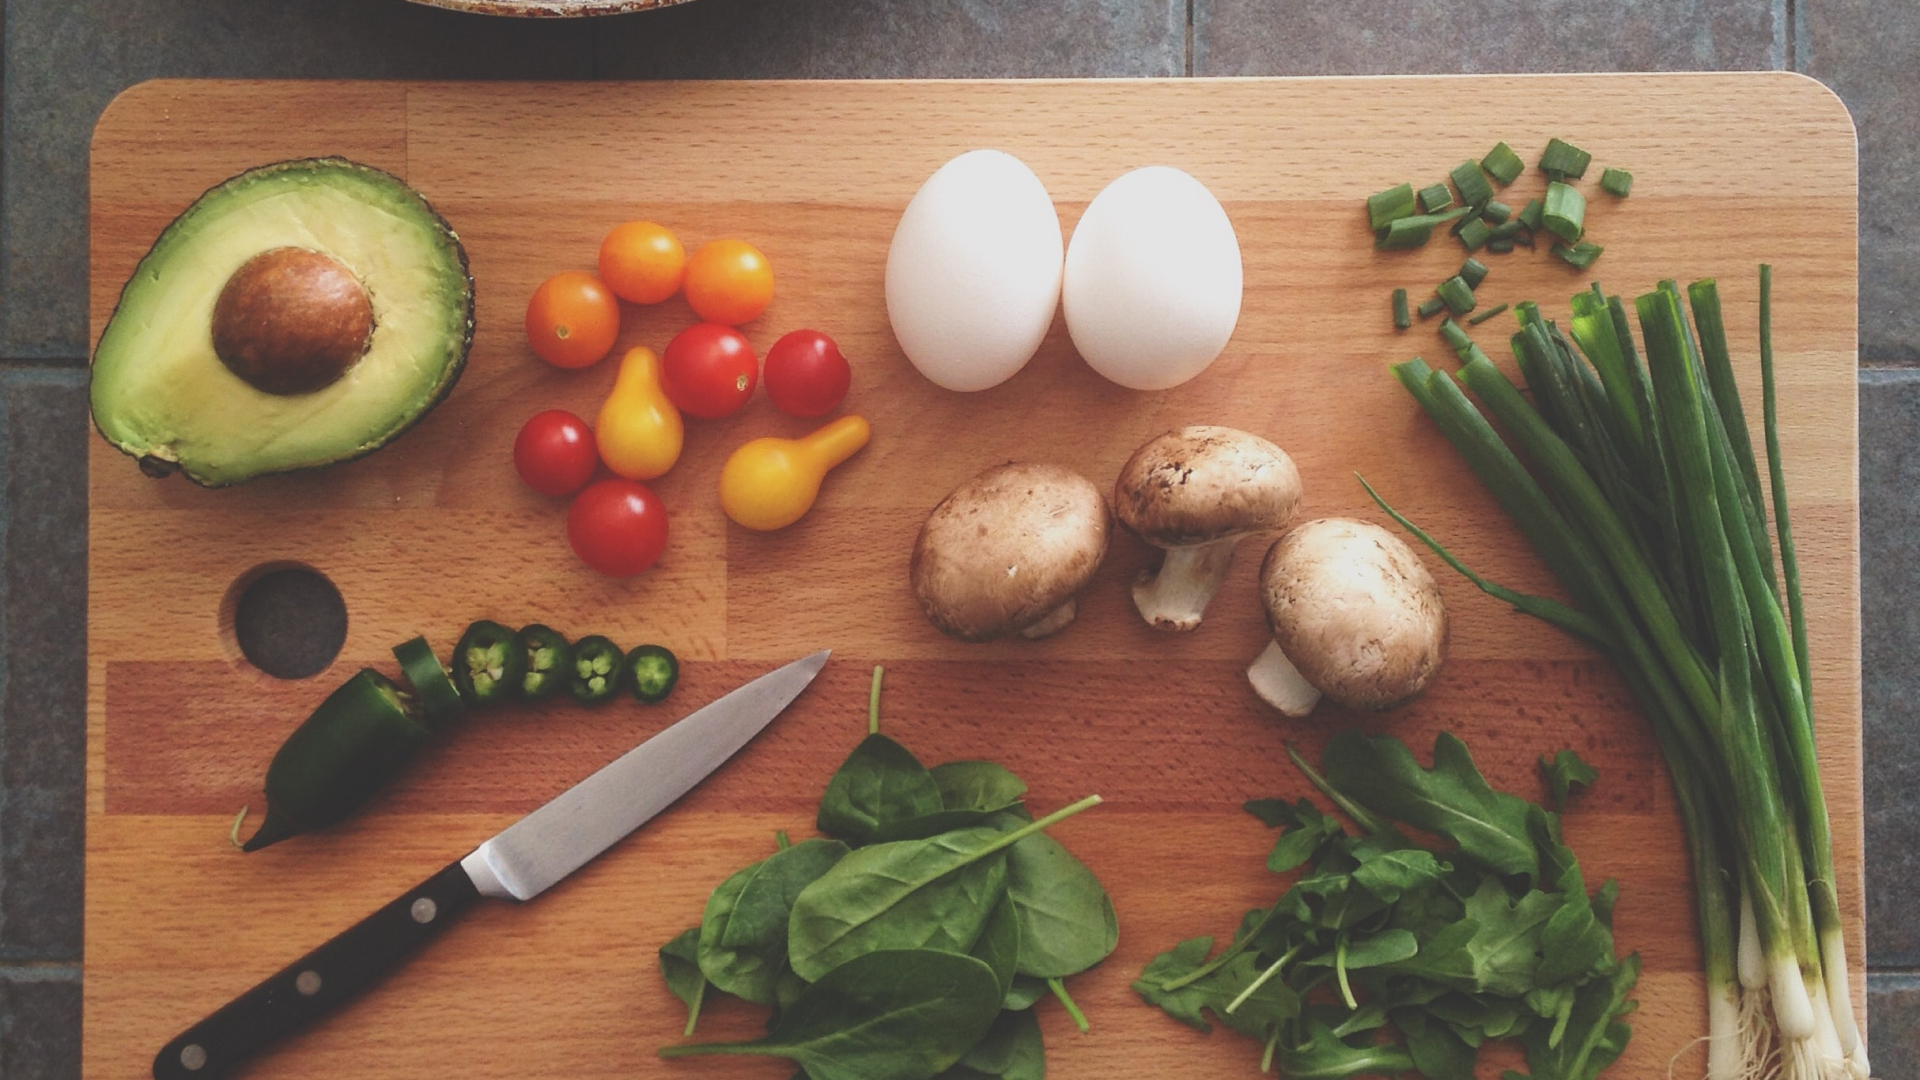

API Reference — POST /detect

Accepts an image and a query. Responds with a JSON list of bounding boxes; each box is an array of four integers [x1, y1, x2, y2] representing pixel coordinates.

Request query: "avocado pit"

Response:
[[212, 247, 374, 395]]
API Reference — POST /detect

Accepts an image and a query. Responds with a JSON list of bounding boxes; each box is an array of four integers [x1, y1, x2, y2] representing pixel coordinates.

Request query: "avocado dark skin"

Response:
[[212, 247, 375, 395]]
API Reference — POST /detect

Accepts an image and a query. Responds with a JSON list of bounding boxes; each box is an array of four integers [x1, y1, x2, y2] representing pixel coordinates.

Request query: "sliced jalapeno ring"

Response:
[[245, 669, 431, 852], [568, 635, 625, 705], [626, 644, 679, 704], [452, 620, 527, 707], [516, 624, 573, 703], [392, 635, 464, 727]]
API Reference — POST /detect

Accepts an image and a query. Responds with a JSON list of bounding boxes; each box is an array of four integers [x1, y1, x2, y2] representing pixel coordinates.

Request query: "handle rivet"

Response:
[[411, 897, 438, 924], [295, 969, 323, 996], [180, 1044, 208, 1071]]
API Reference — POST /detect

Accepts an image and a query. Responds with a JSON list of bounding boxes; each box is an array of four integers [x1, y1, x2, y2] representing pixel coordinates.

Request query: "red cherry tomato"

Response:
[[513, 410, 599, 497], [661, 323, 758, 420], [763, 330, 852, 418], [568, 479, 669, 577]]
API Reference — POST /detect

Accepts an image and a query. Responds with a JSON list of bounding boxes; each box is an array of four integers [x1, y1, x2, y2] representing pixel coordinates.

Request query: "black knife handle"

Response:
[[153, 860, 482, 1080]]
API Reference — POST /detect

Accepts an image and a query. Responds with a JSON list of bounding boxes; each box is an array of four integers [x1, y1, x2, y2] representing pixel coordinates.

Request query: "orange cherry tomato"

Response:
[[683, 239, 774, 325], [598, 221, 686, 305], [526, 271, 620, 369]]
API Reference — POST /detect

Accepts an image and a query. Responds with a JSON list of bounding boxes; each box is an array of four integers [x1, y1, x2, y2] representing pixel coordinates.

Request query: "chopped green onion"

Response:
[[1486, 237, 1517, 254], [1458, 217, 1492, 253], [1460, 258, 1489, 290], [1481, 141, 1525, 185], [1468, 303, 1510, 325], [1417, 296, 1446, 319], [1542, 181, 1586, 242], [1418, 183, 1454, 213], [1437, 275, 1476, 315], [1489, 220, 1524, 242], [1538, 137, 1592, 180], [1375, 207, 1469, 250], [1450, 159, 1494, 207], [1367, 182, 1418, 231], [1553, 240, 1604, 269], [1519, 198, 1545, 231], [1438, 317, 1473, 353], [1601, 167, 1634, 197], [1393, 288, 1411, 330], [1483, 200, 1512, 225]]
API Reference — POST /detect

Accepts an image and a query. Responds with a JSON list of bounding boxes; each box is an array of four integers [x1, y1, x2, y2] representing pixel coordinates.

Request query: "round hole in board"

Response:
[[222, 564, 348, 680]]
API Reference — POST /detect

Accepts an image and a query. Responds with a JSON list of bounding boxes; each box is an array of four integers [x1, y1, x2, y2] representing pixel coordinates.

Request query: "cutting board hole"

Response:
[[223, 564, 348, 680]]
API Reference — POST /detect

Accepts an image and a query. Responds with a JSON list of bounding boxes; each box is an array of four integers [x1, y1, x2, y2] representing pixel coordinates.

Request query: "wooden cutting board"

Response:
[[86, 75, 1861, 1080]]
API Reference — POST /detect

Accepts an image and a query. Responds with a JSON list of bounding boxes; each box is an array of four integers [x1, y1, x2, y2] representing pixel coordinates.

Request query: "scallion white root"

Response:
[[1706, 978, 1743, 1080], [1818, 927, 1861, 1057]]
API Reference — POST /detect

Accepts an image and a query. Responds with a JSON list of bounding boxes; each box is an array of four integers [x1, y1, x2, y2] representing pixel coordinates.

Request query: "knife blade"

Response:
[[153, 650, 830, 1080]]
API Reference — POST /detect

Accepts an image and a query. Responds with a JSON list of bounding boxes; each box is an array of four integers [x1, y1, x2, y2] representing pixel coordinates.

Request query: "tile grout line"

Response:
[[1185, 0, 1194, 77], [0, 962, 80, 983]]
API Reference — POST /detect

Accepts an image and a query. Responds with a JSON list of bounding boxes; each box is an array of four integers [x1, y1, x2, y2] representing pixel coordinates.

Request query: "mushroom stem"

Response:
[[1246, 640, 1322, 717], [1132, 537, 1241, 632], [1018, 597, 1079, 640]]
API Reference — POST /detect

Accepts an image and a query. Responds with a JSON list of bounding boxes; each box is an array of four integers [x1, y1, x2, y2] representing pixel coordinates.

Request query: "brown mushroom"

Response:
[[1246, 517, 1447, 716], [912, 462, 1110, 641], [1113, 425, 1301, 631]]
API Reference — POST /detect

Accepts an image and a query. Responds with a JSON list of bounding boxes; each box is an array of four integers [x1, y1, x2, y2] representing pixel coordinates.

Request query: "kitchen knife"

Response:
[[152, 649, 830, 1080]]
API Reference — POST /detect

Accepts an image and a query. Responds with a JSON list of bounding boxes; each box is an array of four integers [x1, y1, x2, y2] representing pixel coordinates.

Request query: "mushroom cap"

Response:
[[1113, 425, 1302, 547], [1259, 517, 1447, 711], [912, 462, 1111, 642]]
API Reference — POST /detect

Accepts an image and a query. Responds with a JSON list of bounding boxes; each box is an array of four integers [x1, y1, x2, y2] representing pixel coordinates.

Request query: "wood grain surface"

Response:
[[86, 75, 1861, 1080]]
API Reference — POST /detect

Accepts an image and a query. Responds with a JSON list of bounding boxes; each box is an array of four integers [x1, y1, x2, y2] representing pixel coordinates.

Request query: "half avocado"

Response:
[[91, 157, 474, 487]]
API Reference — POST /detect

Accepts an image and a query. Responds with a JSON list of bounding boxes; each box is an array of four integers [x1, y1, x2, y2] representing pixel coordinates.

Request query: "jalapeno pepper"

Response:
[[452, 620, 526, 707], [393, 635, 464, 727], [625, 644, 679, 704], [517, 624, 572, 702], [568, 635, 625, 705], [243, 669, 431, 852]]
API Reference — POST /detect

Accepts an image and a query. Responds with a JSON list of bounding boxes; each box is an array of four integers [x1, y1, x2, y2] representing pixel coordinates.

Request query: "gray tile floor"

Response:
[[2, 0, 1915, 1075]]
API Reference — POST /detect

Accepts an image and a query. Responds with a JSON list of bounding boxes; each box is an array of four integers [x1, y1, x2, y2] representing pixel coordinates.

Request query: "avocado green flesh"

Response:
[[91, 159, 472, 487]]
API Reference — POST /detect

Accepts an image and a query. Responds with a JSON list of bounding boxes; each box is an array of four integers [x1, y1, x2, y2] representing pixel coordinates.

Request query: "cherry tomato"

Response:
[[526, 271, 620, 369], [683, 239, 774, 325], [763, 330, 852, 418], [513, 409, 599, 497], [568, 479, 669, 577], [661, 323, 758, 420], [599, 221, 686, 305]]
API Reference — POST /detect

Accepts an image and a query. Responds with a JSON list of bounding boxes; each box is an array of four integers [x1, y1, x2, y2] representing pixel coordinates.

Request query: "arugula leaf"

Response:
[[1005, 831, 1118, 978], [930, 761, 1027, 813], [787, 827, 1012, 981], [1535, 863, 1614, 989], [658, 928, 708, 1037], [1325, 731, 1541, 882], [1133, 937, 1301, 1039], [1272, 1022, 1417, 1079], [1521, 955, 1639, 1080], [659, 949, 1003, 1080], [1351, 841, 1450, 902], [1540, 750, 1599, 811], [816, 734, 946, 846], [1396, 1008, 1477, 1080], [1248, 797, 1347, 872]]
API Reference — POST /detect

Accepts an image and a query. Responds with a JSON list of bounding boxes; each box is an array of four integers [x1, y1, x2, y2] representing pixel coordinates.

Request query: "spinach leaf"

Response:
[[1003, 975, 1049, 1011], [970, 892, 1021, 1002], [787, 826, 1013, 981], [659, 949, 1003, 1080], [724, 839, 852, 949], [1325, 731, 1540, 883], [698, 861, 784, 1004], [1005, 831, 1118, 977], [1540, 749, 1599, 811], [817, 734, 946, 846], [658, 927, 708, 1037], [868, 808, 1012, 845], [949, 1007, 1044, 1080], [930, 761, 1027, 813]]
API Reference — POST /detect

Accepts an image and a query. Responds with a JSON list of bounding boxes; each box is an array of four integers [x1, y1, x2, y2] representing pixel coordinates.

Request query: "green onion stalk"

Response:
[[1366, 268, 1863, 1080]]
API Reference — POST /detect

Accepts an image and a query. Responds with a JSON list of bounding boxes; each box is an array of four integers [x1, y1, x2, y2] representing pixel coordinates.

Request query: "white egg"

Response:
[[886, 150, 1064, 393], [1062, 166, 1243, 391]]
